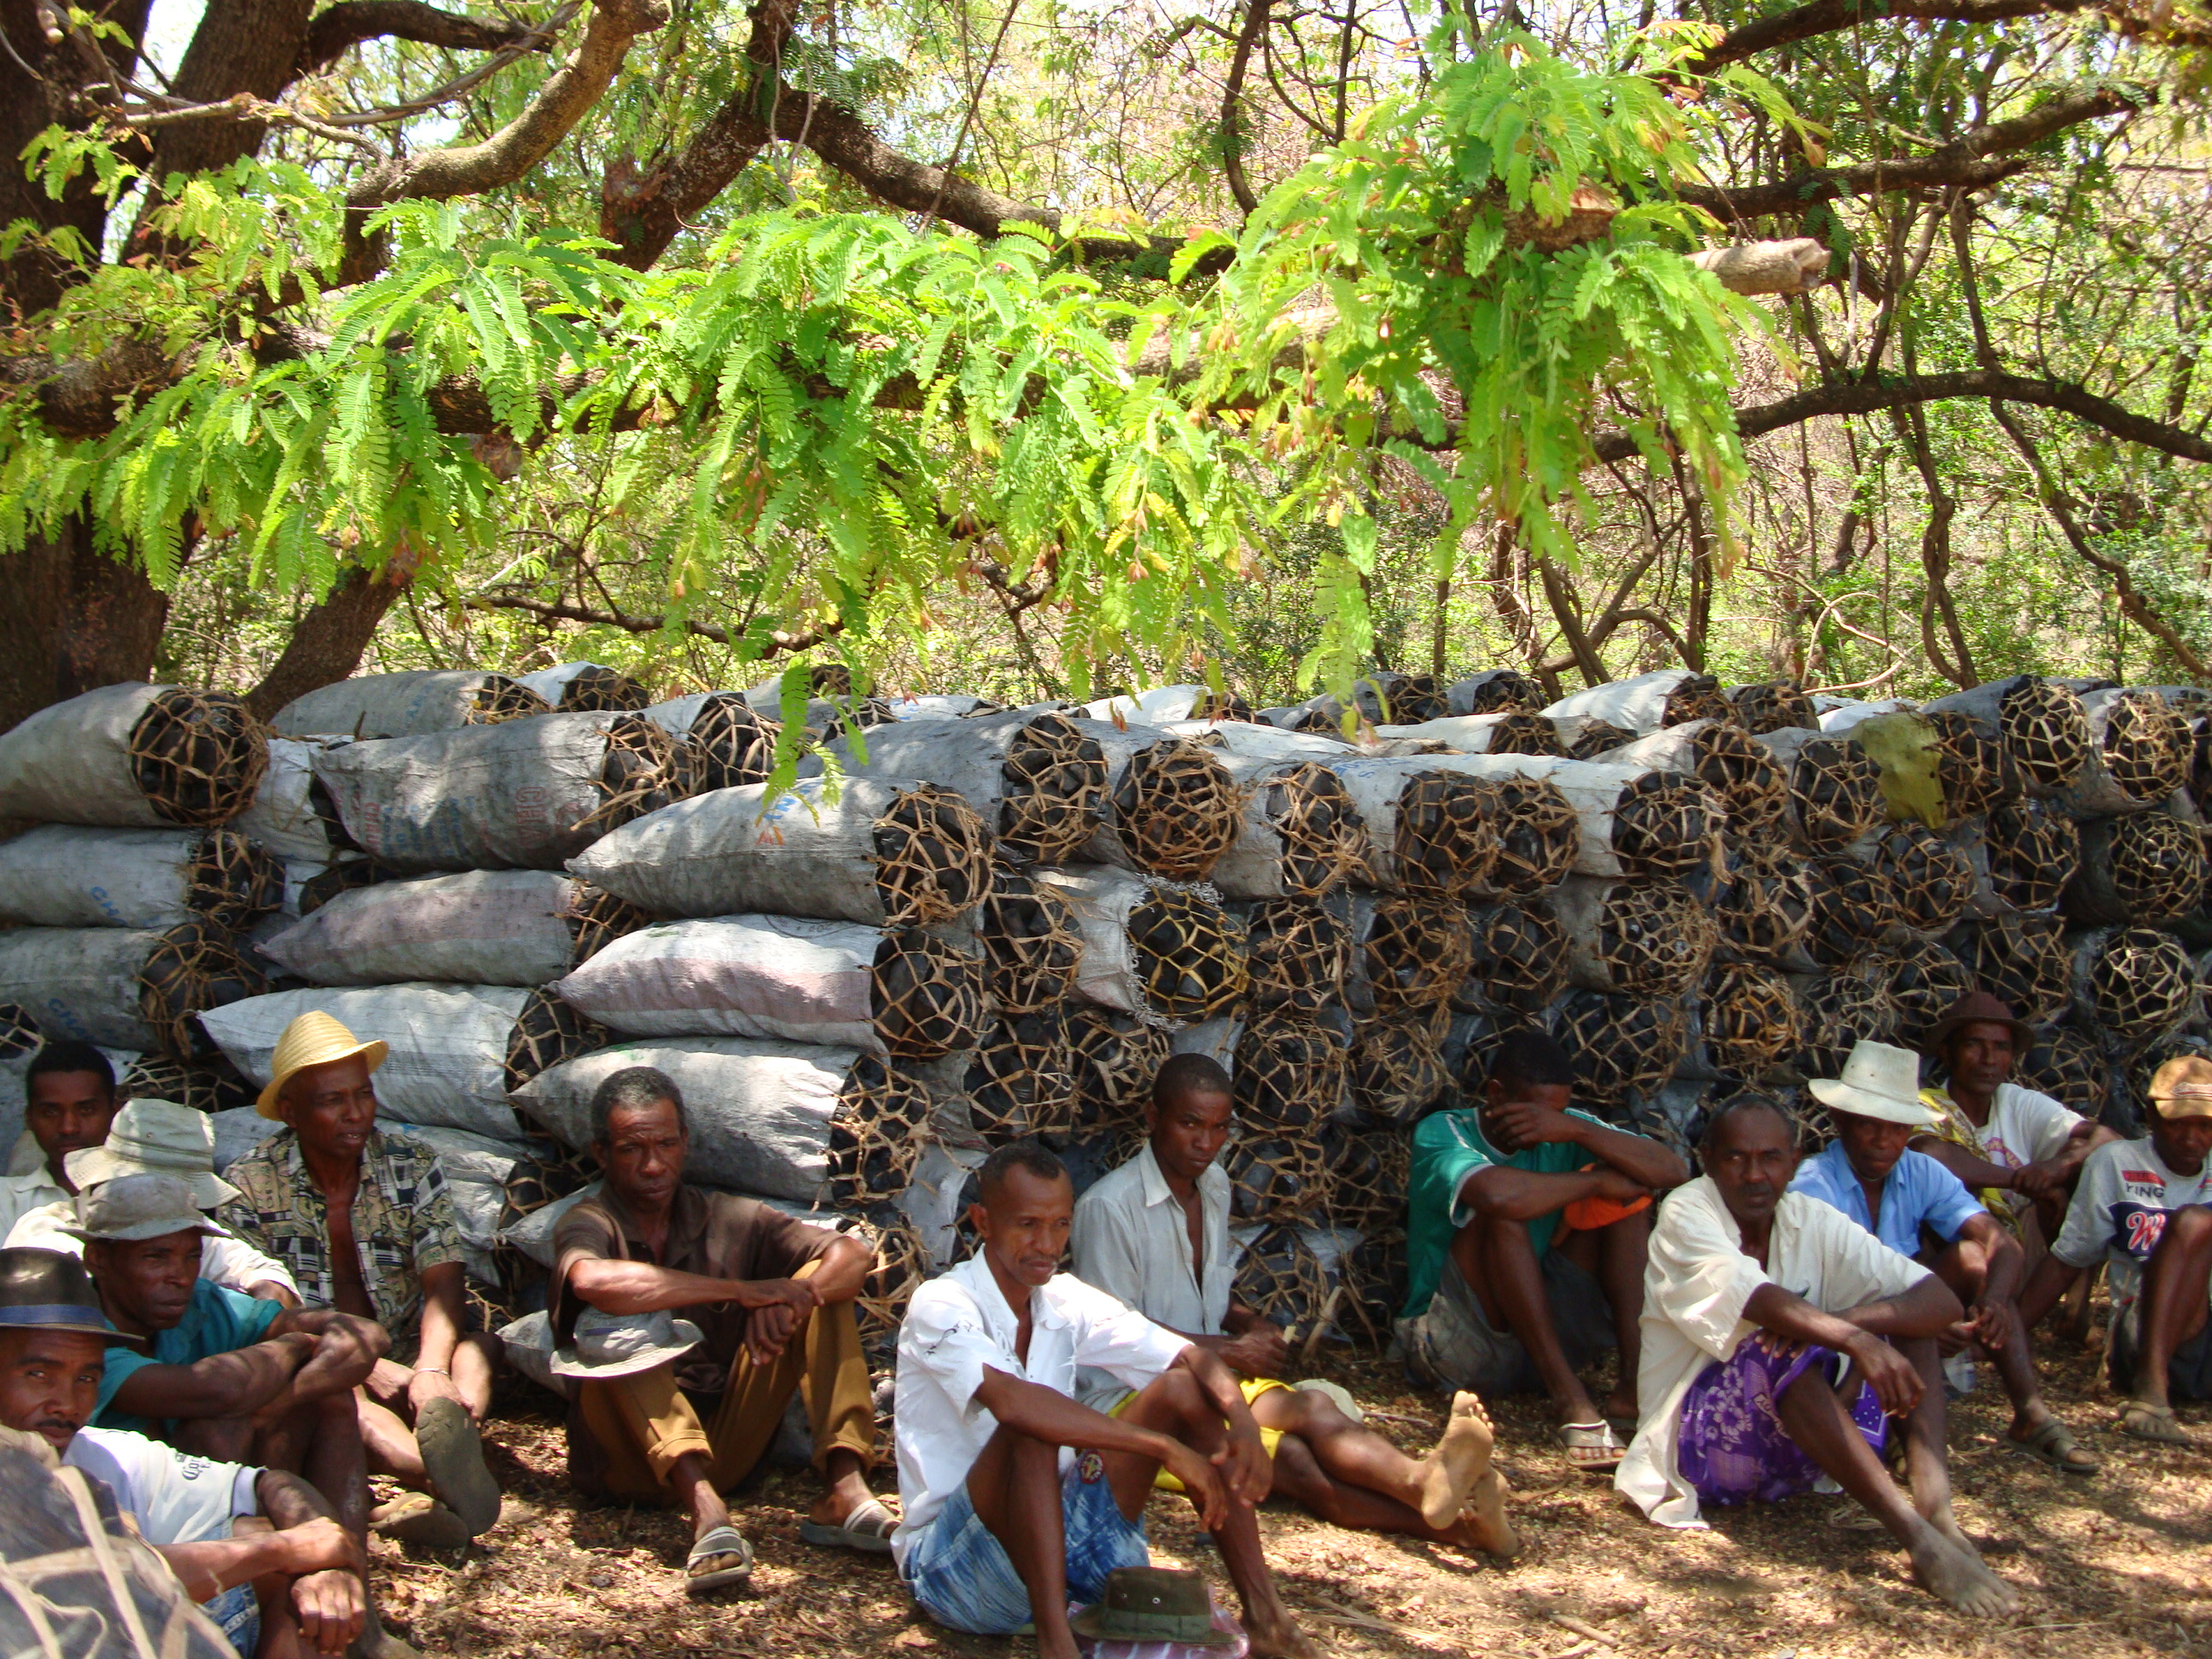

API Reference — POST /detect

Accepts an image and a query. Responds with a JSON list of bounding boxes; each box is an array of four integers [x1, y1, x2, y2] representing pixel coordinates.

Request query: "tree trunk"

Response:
[[245, 563, 412, 720], [0, 520, 172, 733]]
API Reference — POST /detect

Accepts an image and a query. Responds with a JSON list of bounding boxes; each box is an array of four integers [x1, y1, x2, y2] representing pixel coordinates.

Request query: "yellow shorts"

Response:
[[1109, 1377, 1290, 1492]]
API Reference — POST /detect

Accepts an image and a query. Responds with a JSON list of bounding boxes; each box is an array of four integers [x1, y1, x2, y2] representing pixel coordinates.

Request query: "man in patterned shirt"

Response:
[[218, 1013, 504, 1547]]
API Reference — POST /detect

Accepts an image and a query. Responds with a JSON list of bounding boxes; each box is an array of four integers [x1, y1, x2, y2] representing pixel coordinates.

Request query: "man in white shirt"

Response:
[[1071, 1056, 1512, 1555], [2018, 1056, 2212, 1445], [0, 1041, 125, 1241], [1617, 1097, 2017, 1615], [894, 1141, 1318, 1659]]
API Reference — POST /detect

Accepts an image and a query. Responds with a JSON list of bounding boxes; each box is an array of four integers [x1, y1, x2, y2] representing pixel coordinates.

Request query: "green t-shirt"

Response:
[[1401, 1105, 1635, 1319], [96, 1280, 285, 1435]]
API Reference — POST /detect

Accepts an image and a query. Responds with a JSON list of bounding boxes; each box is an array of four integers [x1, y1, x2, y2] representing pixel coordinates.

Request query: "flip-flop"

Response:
[[799, 1495, 898, 1555], [2116, 1399, 2199, 1447], [370, 1493, 473, 1550], [1553, 1420, 1625, 1473], [2011, 1417, 2099, 1475], [685, 1523, 754, 1594], [415, 1396, 502, 1536]]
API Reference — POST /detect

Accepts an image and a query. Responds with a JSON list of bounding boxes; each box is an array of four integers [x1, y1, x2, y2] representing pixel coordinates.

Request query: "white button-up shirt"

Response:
[[5, 1193, 299, 1298], [1069, 1144, 1234, 1338], [892, 1253, 1190, 1568], [1616, 1177, 1930, 1530]]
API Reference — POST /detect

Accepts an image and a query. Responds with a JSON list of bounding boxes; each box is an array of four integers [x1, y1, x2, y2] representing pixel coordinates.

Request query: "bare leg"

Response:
[[666, 1450, 745, 1577], [176, 1414, 258, 1464], [806, 1447, 876, 1529], [960, 1425, 1076, 1659], [1452, 1214, 1602, 1427], [1565, 1210, 1652, 1421], [1926, 1240, 2058, 1444], [251, 1569, 302, 1659], [450, 1333, 499, 1423], [253, 1391, 371, 1540], [355, 1394, 425, 1486], [2132, 1208, 2212, 1412], [1250, 1388, 1511, 1552], [1892, 1336, 1969, 1551]]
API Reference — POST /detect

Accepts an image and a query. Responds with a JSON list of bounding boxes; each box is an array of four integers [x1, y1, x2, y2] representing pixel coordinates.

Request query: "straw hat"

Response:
[[2148, 1056, 2212, 1121], [256, 1011, 388, 1120], [65, 1100, 237, 1211], [1808, 1039, 1941, 1128]]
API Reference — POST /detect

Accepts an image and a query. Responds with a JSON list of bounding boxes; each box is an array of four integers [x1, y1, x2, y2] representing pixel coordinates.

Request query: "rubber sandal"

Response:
[[684, 1523, 754, 1595], [370, 1493, 473, 1550], [2011, 1417, 2099, 1475], [799, 1495, 898, 1554], [1553, 1420, 1625, 1473], [414, 1396, 501, 1537], [2116, 1399, 2199, 1447]]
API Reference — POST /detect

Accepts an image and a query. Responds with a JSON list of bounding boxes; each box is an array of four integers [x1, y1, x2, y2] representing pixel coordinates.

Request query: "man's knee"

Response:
[[1128, 1367, 1207, 1428], [2155, 1206, 2212, 1262]]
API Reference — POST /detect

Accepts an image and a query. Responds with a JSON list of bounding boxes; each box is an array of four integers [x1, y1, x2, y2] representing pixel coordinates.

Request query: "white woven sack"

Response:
[[311, 713, 627, 871], [509, 1038, 856, 1202], [886, 695, 994, 719], [555, 915, 882, 1048], [1029, 865, 1217, 1027], [1180, 751, 1356, 902], [272, 670, 547, 739], [0, 826, 213, 929], [1073, 718, 1241, 874], [0, 928, 166, 1050], [258, 870, 579, 987], [234, 735, 352, 861], [0, 683, 172, 827], [399, 1121, 523, 1282], [1373, 712, 1532, 752], [515, 661, 620, 707], [1169, 1016, 1243, 1072], [1162, 720, 1353, 760], [641, 691, 715, 736], [804, 705, 1092, 860], [498, 1180, 601, 1268], [1815, 697, 1916, 734], [1447, 671, 1534, 715], [209, 1106, 282, 1173], [1084, 684, 1214, 724], [1541, 668, 1704, 736], [196, 983, 528, 1139]]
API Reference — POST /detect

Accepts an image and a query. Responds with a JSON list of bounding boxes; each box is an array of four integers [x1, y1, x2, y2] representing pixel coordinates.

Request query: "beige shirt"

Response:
[[1069, 1143, 1236, 1338], [1616, 1178, 1930, 1529]]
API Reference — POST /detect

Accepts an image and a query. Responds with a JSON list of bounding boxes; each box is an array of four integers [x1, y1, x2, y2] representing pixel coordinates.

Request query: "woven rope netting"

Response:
[[2085, 927, 2198, 1038], [1487, 776, 1580, 893], [1237, 1014, 1348, 1134], [1557, 991, 1685, 1114], [580, 715, 695, 834], [1563, 719, 1633, 760], [1951, 910, 2071, 1027], [1785, 739, 1885, 852], [827, 1056, 934, 1205], [1447, 1007, 1552, 1098], [1191, 688, 1255, 722], [1923, 712, 2010, 821], [503, 987, 610, 1091], [1365, 896, 1476, 1012], [1728, 679, 1819, 734], [870, 783, 992, 926], [976, 863, 1083, 1012], [556, 666, 649, 713], [466, 678, 549, 724], [1682, 724, 1788, 830], [1983, 800, 2081, 911], [497, 1134, 597, 1238], [2017, 1024, 2109, 1117], [1485, 713, 1566, 756], [1349, 1013, 1451, 1126], [1284, 705, 1346, 736], [871, 929, 987, 1060], [0, 1002, 39, 1061], [2101, 691, 2193, 801], [1458, 671, 1540, 714], [296, 857, 399, 916], [820, 697, 898, 742], [564, 881, 651, 965], [686, 695, 779, 792], [1610, 772, 1725, 881], [1761, 1086, 1834, 1155], [1701, 962, 1801, 1080], [1128, 886, 1249, 1022], [1110, 740, 1243, 880], [184, 831, 284, 930], [1375, 674, 1452, 724], [1873, 938, 1976, 1046], [1327, 1125, 1410, 1232], [1340, 1229, 1406, 1348], [2098, 812, 2207, 920], [1067, 1004, 1171, 1138], [1586, 882, 1718, 998], [1463, 899, 1569, 1012], [1262, 762, 1369, 898], [1806, 857, 1901, 964], [999, 713, 1109, 864], [964, 1008, 1076, 1145], [1873, 825, 1975, 935], [1999, 679, 2091, 790], [118, 1052, 257, 1115], [128, 689, 270, 828], [1712, 847, 1814, 964], [137, 922, 265, 1058], [1392, 771, 1501, 897], [1226, 1133, 1332, 1222], [1244, 900, 1350, 1015], [856, 1220, 934, 1367], [1235, 1222, 1333, 1330], [1793, 967, 1900, 1078], [1661, 675, 1735, 727]]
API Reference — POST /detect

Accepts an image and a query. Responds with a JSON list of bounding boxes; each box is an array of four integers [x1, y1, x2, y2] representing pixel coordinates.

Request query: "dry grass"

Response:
[[375, 1329, 2212, 1659]]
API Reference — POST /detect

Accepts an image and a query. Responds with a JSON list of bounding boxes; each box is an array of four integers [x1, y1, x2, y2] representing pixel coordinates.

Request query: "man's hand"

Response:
[[1844, 1333, 1924, 1418], [1214, 1417, 1272, 1507], [735, 1278, 819, 1365], [288, 1565, 365, 1656], [1587, 1166, 1650, 1205], [2011, 1159, 2068, 1202], [406, 1365, 467, 1417], [1965, 1296, 2018, 1353], [1160, 1440, 1231, 1530], [276, 1516, 364, 1577], [1219, 1323, 1289, 1379], [1483, 1097, 1580, 1148]]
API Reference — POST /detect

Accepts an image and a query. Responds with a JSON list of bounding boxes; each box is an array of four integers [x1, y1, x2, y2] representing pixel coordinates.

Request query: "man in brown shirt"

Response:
[[552, 1065, 885, 1593]]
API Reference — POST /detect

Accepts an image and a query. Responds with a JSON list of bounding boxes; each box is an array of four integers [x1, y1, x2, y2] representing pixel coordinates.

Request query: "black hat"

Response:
[[0, 1248, 144, 1351]]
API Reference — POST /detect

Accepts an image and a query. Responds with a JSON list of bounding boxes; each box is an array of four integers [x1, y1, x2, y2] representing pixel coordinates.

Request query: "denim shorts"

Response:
[[902, 1452, 1150, 1635], [205, 1581, 258, 1656]]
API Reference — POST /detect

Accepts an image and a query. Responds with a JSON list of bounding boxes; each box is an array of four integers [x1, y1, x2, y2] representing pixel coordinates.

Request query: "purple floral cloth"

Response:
[[1677, 1330, 1887, 1507]]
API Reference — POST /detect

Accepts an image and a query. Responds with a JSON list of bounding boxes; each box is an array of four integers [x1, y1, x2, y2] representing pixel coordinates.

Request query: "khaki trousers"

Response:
[[571, 1261, 876, 1504]]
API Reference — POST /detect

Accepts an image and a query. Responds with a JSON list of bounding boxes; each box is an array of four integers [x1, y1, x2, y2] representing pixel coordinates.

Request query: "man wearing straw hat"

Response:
[[217, 1012, 504, 1546], [1790, 1039, 2098, 1476]]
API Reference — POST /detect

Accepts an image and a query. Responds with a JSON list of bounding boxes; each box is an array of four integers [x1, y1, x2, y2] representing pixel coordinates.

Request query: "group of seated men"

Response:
[[3, 981, 2208, 1654]]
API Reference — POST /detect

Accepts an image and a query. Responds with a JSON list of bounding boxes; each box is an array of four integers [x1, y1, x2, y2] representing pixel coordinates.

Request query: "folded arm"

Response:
[[1741, 1274, 1959, 1417], [110, 1334, 316, 1422]]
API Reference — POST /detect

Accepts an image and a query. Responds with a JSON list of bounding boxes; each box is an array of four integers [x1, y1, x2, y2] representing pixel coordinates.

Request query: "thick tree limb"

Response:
[[300, 0, 542, 73], [1683, 0, 2212, 74], [1220, 0, 1274, 218], [244, 558, 416, 717]]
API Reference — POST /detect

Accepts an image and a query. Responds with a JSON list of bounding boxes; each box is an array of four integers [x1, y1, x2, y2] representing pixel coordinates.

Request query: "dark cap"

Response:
[[0, 1248, 144, 1351], [1922, 991, 2034, 1057]]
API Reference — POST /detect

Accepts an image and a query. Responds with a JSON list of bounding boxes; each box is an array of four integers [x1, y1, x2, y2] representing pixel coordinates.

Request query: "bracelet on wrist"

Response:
[[417, 1365, 450, 1377]]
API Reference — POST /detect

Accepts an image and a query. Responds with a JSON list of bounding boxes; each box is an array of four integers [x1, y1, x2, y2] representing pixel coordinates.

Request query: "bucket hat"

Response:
[[0, 1247, 143, 1350], [2148, 1056, 2212, 1121], [1068, 1568, 1240, 1648], [257, 1011, 388, 1120], [1808, 1040, 1940, 1128], [548, 1307, 704, 1380], [65, 1173, 223, 1243], [64, 1100, 236, 1211]]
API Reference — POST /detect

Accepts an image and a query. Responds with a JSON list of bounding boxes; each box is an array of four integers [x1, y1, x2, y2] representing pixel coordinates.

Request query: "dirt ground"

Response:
[[373, 1327, 2212, 1659]]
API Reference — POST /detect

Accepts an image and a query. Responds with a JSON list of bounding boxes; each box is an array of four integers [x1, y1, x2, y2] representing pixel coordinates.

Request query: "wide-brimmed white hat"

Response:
[[65, 1100, 237, 1212], [1809, 1040, 1940, 1127], [549, 1307, 703, 1380], [66, 1173, 223, 1243]]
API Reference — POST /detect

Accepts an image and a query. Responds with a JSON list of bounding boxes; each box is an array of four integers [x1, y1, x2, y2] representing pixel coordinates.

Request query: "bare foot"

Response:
[[1416, 1390, 1496, 1528], [1909, 1530, 2018, 1616], [1245, 1610, 1326, 1659], [1458, 1469, 1520, 1560], [1927, 1507, 1981, 1559]]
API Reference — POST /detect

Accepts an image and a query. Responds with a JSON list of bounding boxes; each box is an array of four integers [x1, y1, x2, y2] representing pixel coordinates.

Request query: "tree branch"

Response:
[[300, 0, 543, 74], [1220, 0, 1274, 218], [1682, 0, 2212, 74]]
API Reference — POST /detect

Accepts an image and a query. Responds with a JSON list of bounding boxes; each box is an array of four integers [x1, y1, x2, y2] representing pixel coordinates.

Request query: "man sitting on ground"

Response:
[[0, 1041, 124, 1237], [2017, 1057, 2212, 1446], [217, 1012, 503, 1544], [1792, 1040, 2096, 1476], [0, 1246, 364, 1657], [1071, 1055, 1513, 1555], [1617, 1096, 2017, 1615], [551, 1065, 888, 1592], [895, 1141, 1319, 1659], [1399, 1030, 1690, 1472]]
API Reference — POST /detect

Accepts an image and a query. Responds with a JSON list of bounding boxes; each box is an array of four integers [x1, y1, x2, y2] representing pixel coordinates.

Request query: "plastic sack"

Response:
[[0, 682, 268, 830], [0, 826, 282, 931], [271, 669, 548, 738], [0, 924, 262, 1057], [256, 870, 597, 987]]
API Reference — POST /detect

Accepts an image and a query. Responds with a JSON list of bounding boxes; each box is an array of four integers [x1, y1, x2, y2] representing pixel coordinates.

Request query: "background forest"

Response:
[[3, 0, 2209, 723]]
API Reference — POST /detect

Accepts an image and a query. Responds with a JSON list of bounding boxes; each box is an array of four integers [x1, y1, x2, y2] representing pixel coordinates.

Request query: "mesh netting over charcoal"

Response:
[[565, 882, 650, 965], [1067, 1004, 1171, 1138], [1327, 1125, 1410, 1232], [870, 929, 987, 1060], [183, 831, 285, 931], [1226, 1134, 1331, 1223], [1283, 704, 1347, 736], [1983, 799, 2081, 911], [1127, 885, 1249, 1022], [1805, 857, 1901, 964], [1782, 738, 1885, 852], [502, 987, 609, 1092], [1948, 910, 2070, 1027], [1486, 776, 1580, 892], [1702, 962, 1801, 1080], [826, 1056, 934, 1204], [1447, 1006, 1552, 1097], [975, 864, 1083, 1012], [1340, 1229, 1406, 1348], [579, 715, 695, 834], [1728, 679, 1819, 734], [1557, 991, 1685, 1114], [1711, 847, 1814, 964], [2125, 1028, 2212, 1115], [472, 678, 549, 723], [1364, 896, 1476, 1011], [1265, 762, 1369, 898], [1872, 824, 1975, 935], [2000, 678, 2092, 790], [2099, 690, 2193, 803], [2065, 812, 2208, 925], [1452, 671, 1540, 715], [2016, 1023, 2109, 1117], [1002, 712, 1110, 863], [1108, 739, 1243, 881], [1609, 771, 1726, 882], [129, 690, 271, 828], [1924, 711, 2010, 821], [856, 1220, 934, 1367], [1237, 1014, 1347, 1134], [1462, 898, 1568, 1012], [1874, 938, 1976, 1046], [1190, 688, 1255, 722], [2083, 926, 2199, 1039], [0, 1003, 39, 1060], [870, 783, 993, 924], [685, 694, 780, 791], [1660, 674, 1735, 728], [1391, 770, 1501, 897], [1679, 723, 1788, 830], [1481, 713, 1565, 756], [137, 922, 265, 1059], [1374, 673, 1451, 724], [1349, 1012, 1451, 1127], [1793, 967, 1900, 1078], [1235, 1222, 1332, 1330], [964, 1007, 1076, 1145], [498, 1135, 597, 1236], [1560, 879, 1717, 998], [1566, 719, 1636, 760], [1243, 900, 1350, 1015], [118, 1052, 256, 1115], [555, 665, 649, 713]]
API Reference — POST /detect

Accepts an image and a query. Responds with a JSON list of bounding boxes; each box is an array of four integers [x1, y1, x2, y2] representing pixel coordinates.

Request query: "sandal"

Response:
[[1553, 1420, 1625, 1473], [800, 1495, 898, 1555], [415, 1397, 502, 1537], [2011, 1417, 2099, 1475], [2116, 1399, 2199, 1447], [370, 1493, 473, 1550], [684, 1523, 754, 1595]]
